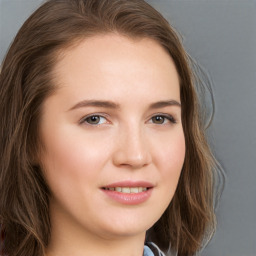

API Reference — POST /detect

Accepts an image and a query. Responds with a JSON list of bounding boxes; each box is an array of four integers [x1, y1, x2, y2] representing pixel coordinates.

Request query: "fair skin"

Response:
[[40, 34, 185, 256]]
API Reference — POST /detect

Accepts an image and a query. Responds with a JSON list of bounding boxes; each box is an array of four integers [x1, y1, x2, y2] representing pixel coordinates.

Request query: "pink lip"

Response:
[[101, 180, 154, 205], [103, 180, 154, 188]]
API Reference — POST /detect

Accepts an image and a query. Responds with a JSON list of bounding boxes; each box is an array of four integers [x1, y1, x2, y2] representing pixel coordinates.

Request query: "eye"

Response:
[[80, 115, 108, 125], [150, 114, 176, 125]]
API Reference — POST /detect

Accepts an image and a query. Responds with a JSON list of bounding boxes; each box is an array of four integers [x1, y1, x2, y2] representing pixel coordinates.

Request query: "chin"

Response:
[[96, 214, 158, 239]]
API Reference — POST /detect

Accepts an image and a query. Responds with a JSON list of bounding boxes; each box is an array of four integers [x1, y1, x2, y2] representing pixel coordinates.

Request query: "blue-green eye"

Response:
[[151, 115, 176, 124], [81, 115, 107, 125]]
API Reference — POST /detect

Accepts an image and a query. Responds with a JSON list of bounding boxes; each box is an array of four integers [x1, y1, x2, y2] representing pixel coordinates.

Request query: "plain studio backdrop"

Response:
[[0, 1, 256, 256]]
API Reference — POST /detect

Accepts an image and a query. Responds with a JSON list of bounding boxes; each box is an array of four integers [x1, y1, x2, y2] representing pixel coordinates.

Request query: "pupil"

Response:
[[154, 116, 164, 124], [89, 116, 99, 123]]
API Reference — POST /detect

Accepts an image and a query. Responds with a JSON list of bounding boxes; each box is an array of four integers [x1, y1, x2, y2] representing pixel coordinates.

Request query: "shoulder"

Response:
[[144, 242, 166, 256]]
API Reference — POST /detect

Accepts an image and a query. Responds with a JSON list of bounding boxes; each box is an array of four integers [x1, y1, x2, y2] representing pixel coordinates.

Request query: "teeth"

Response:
[[122, 187, 131, 193], [130, 187, 139, 193], [105, 187, 148, 193]]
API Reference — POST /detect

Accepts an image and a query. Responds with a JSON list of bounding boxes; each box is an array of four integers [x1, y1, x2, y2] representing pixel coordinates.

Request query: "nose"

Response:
[[112, 125, 152, 169]]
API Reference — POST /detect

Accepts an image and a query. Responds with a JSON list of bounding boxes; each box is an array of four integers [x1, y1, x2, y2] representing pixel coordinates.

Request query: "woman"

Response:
[[0, 0, 216, 255]]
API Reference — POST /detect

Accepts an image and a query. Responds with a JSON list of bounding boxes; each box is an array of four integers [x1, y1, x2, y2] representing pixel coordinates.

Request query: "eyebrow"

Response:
[[68, 100, 120, 111], [68, 99, 181, 111], [149, 100, 181, 109]]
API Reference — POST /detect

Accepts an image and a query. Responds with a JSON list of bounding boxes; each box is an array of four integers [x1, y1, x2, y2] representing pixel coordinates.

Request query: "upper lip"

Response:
[[102, 180, 154, 188]]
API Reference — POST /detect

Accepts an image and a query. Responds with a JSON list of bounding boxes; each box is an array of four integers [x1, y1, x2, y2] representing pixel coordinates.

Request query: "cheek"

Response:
[[147, 129, 185, 220], [42, 123, 110, 169], [40, 129, 110, 195], [157, 130, 185, 188], [40, 130, 122, 211]]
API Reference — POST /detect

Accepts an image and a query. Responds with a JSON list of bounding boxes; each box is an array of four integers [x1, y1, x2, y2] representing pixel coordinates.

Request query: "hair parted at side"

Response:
[[0, 0, 216, 255]]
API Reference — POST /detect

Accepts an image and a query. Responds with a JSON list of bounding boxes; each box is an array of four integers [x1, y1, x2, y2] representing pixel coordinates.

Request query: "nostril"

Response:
[[112, 149, 152, 169]]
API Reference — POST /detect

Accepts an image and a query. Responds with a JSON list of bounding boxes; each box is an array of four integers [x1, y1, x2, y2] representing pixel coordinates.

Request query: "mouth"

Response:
[[101, 181, 154, 205], [102, 187, 150, 193]]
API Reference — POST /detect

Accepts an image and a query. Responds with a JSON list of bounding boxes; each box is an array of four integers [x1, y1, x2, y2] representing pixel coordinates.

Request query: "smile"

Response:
[[102, 186, 153, 205], [101, 181, 154, 204], [103, 187, 148, 193]]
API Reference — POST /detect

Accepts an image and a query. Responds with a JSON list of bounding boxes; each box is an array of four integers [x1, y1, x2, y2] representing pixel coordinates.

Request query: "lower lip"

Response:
[[101, 188, 153, 205]]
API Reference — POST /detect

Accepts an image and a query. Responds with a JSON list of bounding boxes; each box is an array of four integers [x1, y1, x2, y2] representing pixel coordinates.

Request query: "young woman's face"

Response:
[[40, 34, 185, 241]]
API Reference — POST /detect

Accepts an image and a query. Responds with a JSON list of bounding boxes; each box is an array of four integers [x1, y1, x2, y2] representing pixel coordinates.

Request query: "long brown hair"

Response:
[[0, 0, 215, 255]]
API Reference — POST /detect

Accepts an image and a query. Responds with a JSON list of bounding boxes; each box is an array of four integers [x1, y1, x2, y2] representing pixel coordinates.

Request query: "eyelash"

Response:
[[79, 113, 177, 126], [150, 114, 177, 125], [79, 114, 108, 125]]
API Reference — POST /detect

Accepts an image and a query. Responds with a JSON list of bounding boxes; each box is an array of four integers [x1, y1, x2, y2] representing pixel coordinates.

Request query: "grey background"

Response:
[[0, 0, 256, 255]]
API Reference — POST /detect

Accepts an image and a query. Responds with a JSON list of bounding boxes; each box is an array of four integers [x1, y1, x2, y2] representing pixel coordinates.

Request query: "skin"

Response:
[[40, 34, 185, 256]]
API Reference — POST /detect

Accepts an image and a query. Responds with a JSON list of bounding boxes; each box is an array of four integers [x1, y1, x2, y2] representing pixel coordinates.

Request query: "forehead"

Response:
[[50, 33, 180, 104]]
